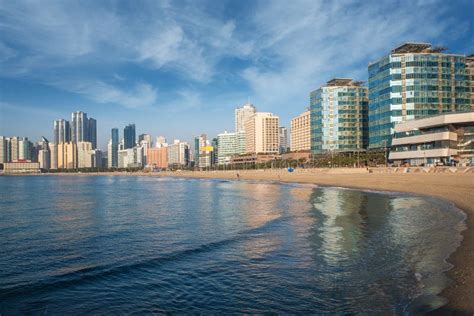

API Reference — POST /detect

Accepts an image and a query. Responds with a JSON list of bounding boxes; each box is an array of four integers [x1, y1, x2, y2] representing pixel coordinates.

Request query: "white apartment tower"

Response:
[[290, 110, 311, 151], [235, 103, 256, 132], [244, 112, 280, 154]]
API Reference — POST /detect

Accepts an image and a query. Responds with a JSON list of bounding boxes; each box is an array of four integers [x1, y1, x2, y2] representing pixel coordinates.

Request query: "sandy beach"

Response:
[[154, 169, 474, 313], [6, 169, 474, 312]]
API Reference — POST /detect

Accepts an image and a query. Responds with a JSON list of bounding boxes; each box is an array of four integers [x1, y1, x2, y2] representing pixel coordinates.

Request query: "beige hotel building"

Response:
[[290, 110, 311, 152], [245, 112, 280, 154]]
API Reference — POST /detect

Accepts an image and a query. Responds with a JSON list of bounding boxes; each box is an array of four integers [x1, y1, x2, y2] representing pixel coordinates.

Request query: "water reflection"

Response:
[[0, 177, 466, 315], [309, 188, 371, 265]]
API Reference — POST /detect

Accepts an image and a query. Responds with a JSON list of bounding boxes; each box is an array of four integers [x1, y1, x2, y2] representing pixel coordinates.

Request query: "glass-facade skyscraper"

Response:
[[368, 42, 471, 149], [88, 118, 97, 149], [124, 124, 136, 149], [111, 128, 119, 167], [310, 78, 368, 154], [53, 119, 70, 144], [71, 111, 88, 143]]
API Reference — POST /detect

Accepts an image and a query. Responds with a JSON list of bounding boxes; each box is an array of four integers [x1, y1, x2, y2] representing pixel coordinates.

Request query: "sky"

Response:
[[1, 0, 473, 150]]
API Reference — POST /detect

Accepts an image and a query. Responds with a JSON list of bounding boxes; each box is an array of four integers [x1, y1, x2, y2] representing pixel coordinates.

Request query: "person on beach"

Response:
[[237, 172, 240, 180]]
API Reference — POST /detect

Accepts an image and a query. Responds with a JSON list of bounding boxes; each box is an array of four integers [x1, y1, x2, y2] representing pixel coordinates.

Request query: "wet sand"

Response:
[[161, 170, 474, 313]]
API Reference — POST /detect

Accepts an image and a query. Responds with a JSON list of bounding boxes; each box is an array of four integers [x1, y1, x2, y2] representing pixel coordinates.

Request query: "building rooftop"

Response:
[[391, 42, 447, 54], [326, 78, 364, 87]]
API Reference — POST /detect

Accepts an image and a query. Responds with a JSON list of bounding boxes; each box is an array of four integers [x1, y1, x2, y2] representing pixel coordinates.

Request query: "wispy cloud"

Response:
[[49, 79, 158, 109], [240, 0, 464, 109]]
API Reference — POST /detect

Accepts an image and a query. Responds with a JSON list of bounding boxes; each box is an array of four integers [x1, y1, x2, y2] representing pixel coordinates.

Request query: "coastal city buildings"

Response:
[[0, 136, 7, 163], [111, 128, 119, 168], [139, 134, 152, 147], [124, 124, 136, 149], [290, 110, 311, 152], [279, 127, 288, 154], [235, 103, 256, 132], [118, 145, 144, 168], [216, 131, 245, 164], [167, 140, 189, 168], [148, 146, 168, 169], [2, 43, 474, 173], [368, 42, 471, 149], [245, 112, 280, 154], [53, 119, 71, 144], [77, 142, 94, 169], [88, 118, 97, 149], [71, 111, 96, 147], [468, 54, 474, 111], [194, 134, 212, 168], [389, 112, 474, 165], [310, 78, 368, 154], [57, 142, 77, 169]]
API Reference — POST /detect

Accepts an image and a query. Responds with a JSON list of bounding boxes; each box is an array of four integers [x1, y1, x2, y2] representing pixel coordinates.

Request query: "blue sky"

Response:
[[1, 0, 473, 150]]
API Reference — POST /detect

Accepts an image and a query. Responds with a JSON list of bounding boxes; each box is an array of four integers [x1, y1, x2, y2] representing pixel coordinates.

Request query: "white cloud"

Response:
[[241, 0, 459, 110], [49, 79, 158, 109]]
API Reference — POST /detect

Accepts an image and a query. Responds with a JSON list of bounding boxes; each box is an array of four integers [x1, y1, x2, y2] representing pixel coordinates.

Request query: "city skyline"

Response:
[[1, 0, 473, 149]]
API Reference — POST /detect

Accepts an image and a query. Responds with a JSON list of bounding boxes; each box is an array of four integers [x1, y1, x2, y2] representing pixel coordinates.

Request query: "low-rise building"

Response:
[[230, 153, 280, 166], [389, 112, 474, 166], [3, 162, 40, 174]]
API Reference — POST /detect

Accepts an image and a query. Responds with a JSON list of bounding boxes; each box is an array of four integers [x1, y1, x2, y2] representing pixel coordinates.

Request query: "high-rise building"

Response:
[[9, 136, 19, 162], [310, 78, 368, 153], [71, 111, 88, 143], [124, 124, 136, 149], [244, 112, 280, 154], [50, 144, 58, 169], [235, 103, 256, 132], [216, 131, 245, 164], [53, 119, 70, 144], [88, 118, 97, 149], [194, 134, 208, 168], [279, 127, 288, 154], [18, 138, 32, 161], [167, 140, 189, 167], [148, 146, 168, 169], [0, 136, 8, 163], [467, 54, 474, 111], [156, 136, 167, 147], [110, 128, 119, 168], [211, 138, 218, 165], [57, 142, 77, 169], [38, 149, 50, 170], [77, 141, 94, 168], [139, 134, 152, 147], [290, 110, 311, 152], [368, 42, 471, 149]]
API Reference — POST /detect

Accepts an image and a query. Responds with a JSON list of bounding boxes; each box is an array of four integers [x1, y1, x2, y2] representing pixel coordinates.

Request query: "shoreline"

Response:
[[156, 170, 474, 314], [3, 170, 473, 312]]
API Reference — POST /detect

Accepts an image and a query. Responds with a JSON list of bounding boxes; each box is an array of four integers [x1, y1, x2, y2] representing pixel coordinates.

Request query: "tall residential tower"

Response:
[[310, 78, 368, 154], [368, 42, 471, 148]]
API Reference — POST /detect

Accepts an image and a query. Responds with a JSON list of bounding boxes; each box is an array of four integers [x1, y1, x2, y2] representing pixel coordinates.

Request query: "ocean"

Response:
[[0, 176, 466, 314]]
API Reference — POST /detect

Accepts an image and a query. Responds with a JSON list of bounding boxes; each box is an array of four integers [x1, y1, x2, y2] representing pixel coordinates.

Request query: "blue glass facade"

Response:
[[368, 48, 470, 149], [111, 128, 119, 167], [310, 79, 368, 154], [124, 124, 136, 149]]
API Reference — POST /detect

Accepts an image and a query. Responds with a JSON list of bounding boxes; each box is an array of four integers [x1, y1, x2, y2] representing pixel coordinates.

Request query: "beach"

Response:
[[156, 168, 474, 313]]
